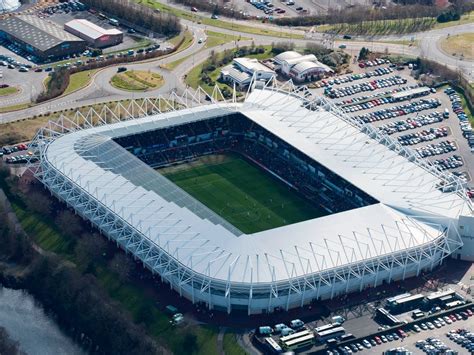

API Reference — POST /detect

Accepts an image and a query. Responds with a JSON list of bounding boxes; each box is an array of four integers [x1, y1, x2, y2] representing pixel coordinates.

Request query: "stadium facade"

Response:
[[28, 82, 474, 315]]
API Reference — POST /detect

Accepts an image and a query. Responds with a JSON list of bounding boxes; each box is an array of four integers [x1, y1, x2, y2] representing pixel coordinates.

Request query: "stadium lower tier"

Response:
[[114, 112, 378, 220]]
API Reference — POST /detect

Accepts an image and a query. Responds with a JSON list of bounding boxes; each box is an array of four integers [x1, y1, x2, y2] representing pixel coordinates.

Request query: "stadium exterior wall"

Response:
[[37, 153, 454, 314]]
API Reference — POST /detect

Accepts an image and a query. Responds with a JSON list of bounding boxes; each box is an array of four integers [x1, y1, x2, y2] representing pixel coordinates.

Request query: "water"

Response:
[[0, 287, 85, 355]]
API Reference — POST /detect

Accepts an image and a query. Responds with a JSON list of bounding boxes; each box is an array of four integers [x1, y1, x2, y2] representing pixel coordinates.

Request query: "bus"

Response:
[[388, 294, 425, 314], [314, 323, 340, 334], [281, 333, 314, 351], [376, 308, 402, 326], [315, 327, 345, 343], [280, 330, 314, 351], [445, 300, 465, 309], [264, 337, 283, 354], [425, 289, 456, 307]]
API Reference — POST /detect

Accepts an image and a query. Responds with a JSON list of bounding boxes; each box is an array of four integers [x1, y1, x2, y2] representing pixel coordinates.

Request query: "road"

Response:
[[0, 17, 472, 124]]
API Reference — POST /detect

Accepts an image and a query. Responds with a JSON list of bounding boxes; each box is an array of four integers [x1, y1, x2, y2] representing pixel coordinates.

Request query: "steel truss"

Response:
[[26, 84, 467, 315]]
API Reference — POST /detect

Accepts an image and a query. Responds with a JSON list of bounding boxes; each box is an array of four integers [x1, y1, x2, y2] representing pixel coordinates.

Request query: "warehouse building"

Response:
[[64, 19, 123, 48], [0, 15, 86, 61]]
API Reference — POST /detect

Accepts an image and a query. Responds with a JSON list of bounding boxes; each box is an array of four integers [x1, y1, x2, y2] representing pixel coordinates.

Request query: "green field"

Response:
[[160, 154, 326, 234]]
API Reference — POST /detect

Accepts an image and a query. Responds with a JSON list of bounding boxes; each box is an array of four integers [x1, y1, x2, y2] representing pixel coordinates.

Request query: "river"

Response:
[[0, 287, 85, 355]]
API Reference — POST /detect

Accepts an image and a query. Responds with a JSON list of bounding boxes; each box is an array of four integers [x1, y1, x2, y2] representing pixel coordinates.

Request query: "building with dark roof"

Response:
[[0, 15, 86, 61], [64, 19, 123, 48]]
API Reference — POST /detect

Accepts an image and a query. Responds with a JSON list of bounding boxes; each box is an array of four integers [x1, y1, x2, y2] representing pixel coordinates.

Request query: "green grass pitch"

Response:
[[160, 154, 327, 234]]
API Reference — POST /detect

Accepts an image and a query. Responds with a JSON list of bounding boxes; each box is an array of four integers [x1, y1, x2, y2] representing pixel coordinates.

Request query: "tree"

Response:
[[0, 327, 25, 355], [358, 47, 370, 61], [182, 333, 198, 354], [108, 252, 135, 282], [75, 233, 108, 269], [55, 210, 83, 239], [27, 190, 53, 216]]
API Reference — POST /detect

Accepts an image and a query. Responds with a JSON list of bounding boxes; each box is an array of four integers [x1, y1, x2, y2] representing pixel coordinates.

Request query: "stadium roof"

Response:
[[40, 87, 471, 285], [64, 19, 122, 40], [0, 15, 83, 51]]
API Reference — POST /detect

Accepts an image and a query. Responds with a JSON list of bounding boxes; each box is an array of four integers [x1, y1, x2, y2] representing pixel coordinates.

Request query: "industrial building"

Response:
[[64, 19, 123, 48], [273, 51, 333, 82], [220, 57, 275, 88], [27, 81, 474, 315], [0, 15, 86, 61]]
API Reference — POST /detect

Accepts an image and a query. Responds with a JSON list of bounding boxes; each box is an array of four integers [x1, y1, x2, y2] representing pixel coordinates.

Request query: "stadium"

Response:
[[28, 81, 474, 315]]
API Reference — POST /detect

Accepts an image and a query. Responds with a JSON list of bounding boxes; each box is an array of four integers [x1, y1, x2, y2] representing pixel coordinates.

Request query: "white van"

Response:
[[258, 326, 273, 335], [280, 327, 295, 336], [290, 319, 304, 329], [274, 323, 287, 333]]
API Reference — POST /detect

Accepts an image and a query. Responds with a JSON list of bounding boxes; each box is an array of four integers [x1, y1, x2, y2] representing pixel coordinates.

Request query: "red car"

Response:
[[374, 336, 382, 344], [398, 329, 407, 338], [358, 62, 365, 68], [466, 309, 473, 316]]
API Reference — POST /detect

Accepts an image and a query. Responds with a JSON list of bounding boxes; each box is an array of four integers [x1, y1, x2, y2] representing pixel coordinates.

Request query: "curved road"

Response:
[[0, 20, 472, 124]]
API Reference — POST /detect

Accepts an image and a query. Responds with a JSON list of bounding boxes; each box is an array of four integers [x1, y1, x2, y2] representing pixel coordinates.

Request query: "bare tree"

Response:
[[55, 210, 83, 239], [108, 252, 135, 282]]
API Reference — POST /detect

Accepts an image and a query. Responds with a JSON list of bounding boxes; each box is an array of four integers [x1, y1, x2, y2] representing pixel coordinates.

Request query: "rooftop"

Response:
[[64, 19, 122, 40], [233, 57, 275, 73], [0, 15, 83, 51]]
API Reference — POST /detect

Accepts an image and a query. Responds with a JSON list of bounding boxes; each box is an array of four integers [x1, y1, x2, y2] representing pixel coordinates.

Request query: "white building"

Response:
[[274, 51, 333, 82], [64, 19, 123, 48], [220, 57, 274, 88]]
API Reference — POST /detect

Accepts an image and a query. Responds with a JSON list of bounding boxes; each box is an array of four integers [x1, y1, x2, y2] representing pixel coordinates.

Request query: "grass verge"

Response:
[[223, 333, 247, 355], [317, 18, 437, 35], [204, 30, 249, 49], [160, 154, 326, 234], [161, 54, 191, 70], [64, 69, 98, 95], [137, 0, 303, 39], [169, 29, 194, 51], [0, 102, 32, 114]]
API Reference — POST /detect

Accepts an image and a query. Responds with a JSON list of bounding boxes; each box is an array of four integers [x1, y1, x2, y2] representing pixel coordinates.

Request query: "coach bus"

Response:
[[280, 330, 314, 351], [316, 326, 345, 343], [445, 300, 465, 309], [425, 289, 456, 307], [314, 323, 341, 334], [264, 337, 283, 354], [376, 308, 402, 326], [388, 294, 425, 314]]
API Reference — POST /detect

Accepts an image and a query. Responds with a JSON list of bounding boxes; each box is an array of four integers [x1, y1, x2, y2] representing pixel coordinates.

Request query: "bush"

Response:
[[36, 68, 70, 103], [437, 9, 461, 23]]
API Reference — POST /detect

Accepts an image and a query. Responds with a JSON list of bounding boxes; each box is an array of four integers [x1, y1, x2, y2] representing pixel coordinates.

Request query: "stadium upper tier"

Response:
[[33, 87, 473, 314]]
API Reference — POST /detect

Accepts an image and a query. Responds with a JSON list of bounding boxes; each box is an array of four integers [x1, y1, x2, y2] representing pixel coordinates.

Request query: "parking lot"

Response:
[[362, 315, 474, 354], [309, 60, 474, 190]]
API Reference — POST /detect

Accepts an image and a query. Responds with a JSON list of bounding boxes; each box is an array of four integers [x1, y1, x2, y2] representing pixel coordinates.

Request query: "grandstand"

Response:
[[27, 81, 474, 315]]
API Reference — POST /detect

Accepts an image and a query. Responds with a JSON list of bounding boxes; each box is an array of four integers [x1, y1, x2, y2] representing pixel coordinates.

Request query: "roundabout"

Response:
[[439, 33, 474, 61], [110, 70, 164, 92]]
